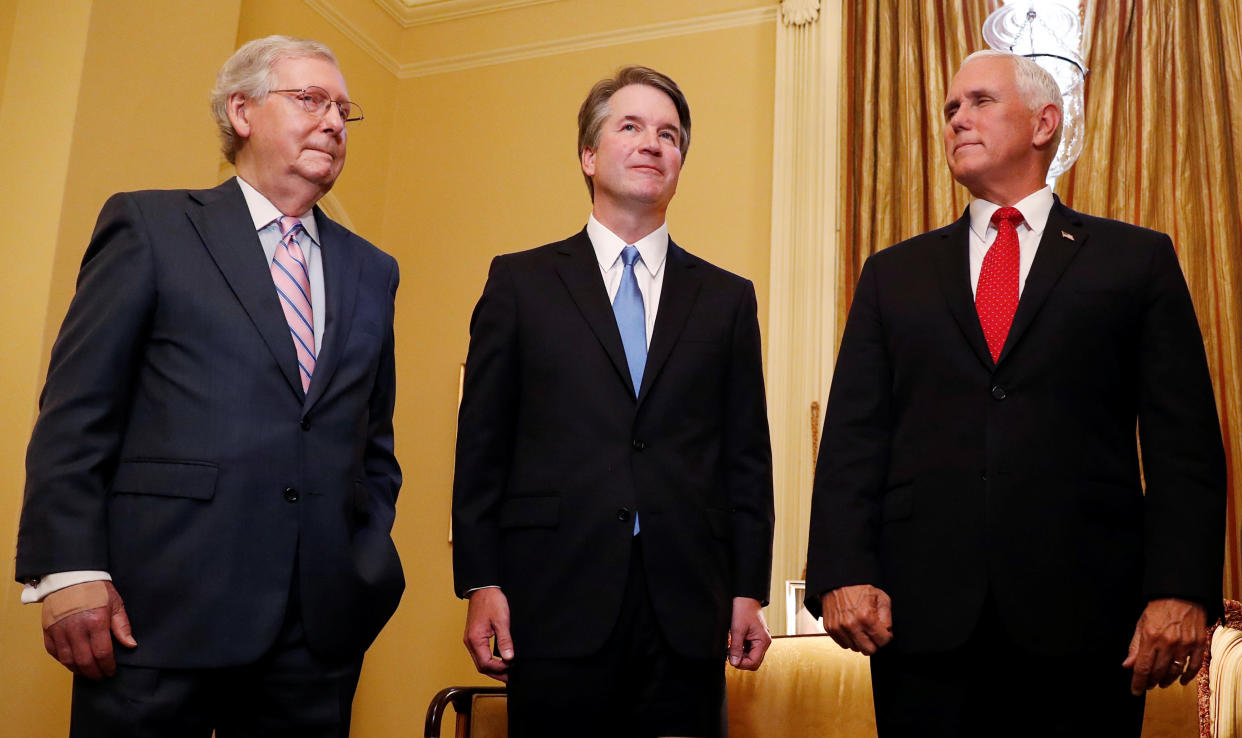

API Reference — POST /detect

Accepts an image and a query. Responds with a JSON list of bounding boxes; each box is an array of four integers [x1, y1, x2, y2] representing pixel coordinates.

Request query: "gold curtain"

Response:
[[837, 0, 1241, 599], [835, 0, 997, 335], [1061, 0, 1242, 600]]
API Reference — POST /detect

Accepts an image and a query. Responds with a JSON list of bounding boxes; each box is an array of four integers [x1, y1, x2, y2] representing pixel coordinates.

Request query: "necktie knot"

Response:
[[991, 206, 1024, 230], [278, 215, 302, 241], [621, 244, 641, 268]]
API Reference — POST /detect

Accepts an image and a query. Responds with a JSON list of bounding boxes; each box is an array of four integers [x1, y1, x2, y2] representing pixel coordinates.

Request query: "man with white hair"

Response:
[[805, 50, 1225, 734], [16, 35, 402, 736]]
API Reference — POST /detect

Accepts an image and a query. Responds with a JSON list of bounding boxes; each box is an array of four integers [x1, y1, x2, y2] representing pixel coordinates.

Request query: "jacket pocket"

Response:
[[110, 459, 218, 500], [498, 496, 560, 529]]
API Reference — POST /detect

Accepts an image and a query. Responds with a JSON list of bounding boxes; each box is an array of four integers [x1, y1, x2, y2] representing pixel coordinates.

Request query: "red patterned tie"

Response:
[[976, 206, 1023, 363], [273, 216, 316, 392]]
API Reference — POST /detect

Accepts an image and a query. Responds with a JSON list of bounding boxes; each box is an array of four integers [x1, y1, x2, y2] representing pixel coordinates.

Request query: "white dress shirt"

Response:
[[22, 177, 326, 604], [968, 185, 1054, 299], [586, 213, 668, 345]]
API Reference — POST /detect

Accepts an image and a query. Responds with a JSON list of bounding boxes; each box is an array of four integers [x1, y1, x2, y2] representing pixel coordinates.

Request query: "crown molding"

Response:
[[305, 0, 402, 75], [374, 0, 560, 28], [398, 6, 778, 78], [306, 1, 777, 79]]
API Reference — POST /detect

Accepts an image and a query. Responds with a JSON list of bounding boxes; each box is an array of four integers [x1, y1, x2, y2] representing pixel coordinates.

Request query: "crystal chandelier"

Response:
[[982, 0, 1088, 184]]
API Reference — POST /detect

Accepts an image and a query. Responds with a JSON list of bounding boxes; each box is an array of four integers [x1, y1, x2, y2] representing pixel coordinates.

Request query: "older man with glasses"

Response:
[[16, 35, 402, 737]]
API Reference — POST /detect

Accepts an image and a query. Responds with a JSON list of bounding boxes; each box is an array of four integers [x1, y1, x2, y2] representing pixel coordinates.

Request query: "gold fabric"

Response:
[[726, 634, 877, 737], [1141, 677, 1200, 737], [835, 0, 997, 344], [1062, 0, 1242, 601], [1209, 624, 1242, 737], [460, 693, 507, 738], [837, 0, 1241, 600]]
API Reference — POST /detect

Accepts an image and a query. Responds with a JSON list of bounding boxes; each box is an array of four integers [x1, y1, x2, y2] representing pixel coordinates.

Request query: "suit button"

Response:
[[632, 439, 646, 451], [617, 508, 631, 521], [990, 385, 1007, 400], [300, 419, 311, 431], [283, 487, 299, 502]]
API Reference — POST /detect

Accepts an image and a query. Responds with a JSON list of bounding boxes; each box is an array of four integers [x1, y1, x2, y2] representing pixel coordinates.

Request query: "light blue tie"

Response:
[[613, 245, 647, 395], [613, 245, 645, 536]]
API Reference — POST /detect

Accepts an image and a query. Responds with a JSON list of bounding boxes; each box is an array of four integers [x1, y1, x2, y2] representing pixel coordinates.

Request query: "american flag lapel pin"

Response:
[[1061, 230, 1075, 241]]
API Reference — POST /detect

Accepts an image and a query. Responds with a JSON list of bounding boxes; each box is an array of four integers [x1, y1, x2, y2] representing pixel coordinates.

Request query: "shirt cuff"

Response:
[[463, 585, 500, 598], [21, 571, 112, 604]]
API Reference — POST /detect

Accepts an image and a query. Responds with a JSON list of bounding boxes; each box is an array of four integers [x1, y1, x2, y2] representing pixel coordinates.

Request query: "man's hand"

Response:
[[41, 580, 137, 680], [463, 588, 514, 683], [820, 584, 892, 655], [728, 597, 772, 671], [1122, 598, 1208, 695]]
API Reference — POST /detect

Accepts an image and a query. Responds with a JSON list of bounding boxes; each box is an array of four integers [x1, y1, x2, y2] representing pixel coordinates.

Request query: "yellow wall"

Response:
[[0, 4, 93, 735], [0, 2, 780, 734], [0, 1, 243, 733], [0, 0, 16, 111]]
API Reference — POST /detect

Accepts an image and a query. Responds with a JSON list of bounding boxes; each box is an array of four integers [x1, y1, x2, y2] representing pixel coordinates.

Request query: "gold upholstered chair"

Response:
[[424, 686, 507, 738], [723, 632, 1214, 738], [725, 634, 877, 738], [1198, 599, 1242, 738]]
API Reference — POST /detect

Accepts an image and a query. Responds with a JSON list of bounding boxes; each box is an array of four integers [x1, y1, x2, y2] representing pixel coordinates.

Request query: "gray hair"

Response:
[[960, 49, 1063, 153], [210, 35, 339, 164], [577, 66, 691, 200]]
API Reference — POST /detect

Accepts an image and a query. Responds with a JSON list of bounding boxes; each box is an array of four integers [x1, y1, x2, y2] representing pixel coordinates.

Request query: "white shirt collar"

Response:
[[586, 213, 668, 276], [968, 185, 1054, 238], [235, 176, 320, 245]]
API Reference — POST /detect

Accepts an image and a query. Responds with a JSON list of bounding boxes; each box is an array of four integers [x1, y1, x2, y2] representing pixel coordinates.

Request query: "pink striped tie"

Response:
[[273, 216, 315, 392]]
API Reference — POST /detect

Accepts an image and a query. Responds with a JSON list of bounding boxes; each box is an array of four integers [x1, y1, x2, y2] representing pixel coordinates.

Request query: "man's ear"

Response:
[[226, 92, 253, 140], [1033, 102, 1062, 149], [581, 146, 596, 178]]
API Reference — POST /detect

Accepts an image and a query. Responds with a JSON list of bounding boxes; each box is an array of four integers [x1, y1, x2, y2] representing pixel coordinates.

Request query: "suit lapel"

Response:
[[186, 180, 303, 399], [553, 230, 635, 396], [997, 197, 1085, 366], [638, 239, 700, 404], [932, 211, 994, 370], [303, 209, 360, 411]]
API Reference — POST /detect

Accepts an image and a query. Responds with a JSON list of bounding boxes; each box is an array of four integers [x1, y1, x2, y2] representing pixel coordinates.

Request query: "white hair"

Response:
[[209, 35, 339, 163], [960, 49, 1063, 152]]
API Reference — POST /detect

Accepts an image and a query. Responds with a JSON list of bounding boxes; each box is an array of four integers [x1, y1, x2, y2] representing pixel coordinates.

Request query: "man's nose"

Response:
[[322, 102, 346, 131], [639, 130, 662, 154]]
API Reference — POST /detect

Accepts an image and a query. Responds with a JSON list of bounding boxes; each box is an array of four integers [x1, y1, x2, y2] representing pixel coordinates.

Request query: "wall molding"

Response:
[[305, 0, 403, 75], [306, 1, 778, 79], [399, 6, 777, 77], [374, 0, 560, 28]]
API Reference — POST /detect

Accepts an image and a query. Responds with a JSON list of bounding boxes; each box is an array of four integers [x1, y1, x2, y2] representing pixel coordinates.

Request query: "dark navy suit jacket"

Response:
[[17, 178, 404, 667]]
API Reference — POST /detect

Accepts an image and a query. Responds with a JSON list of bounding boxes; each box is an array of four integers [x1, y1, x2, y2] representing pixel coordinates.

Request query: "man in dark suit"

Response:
[[805, 50, 1225, 736], [452, 66, 775, 737], [15, 36, 403, 737]]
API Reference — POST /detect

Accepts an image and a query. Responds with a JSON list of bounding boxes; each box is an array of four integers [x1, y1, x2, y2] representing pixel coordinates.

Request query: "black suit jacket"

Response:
[[806, 198, 1226, 657], [452, 229, 774, 660], [16, 179, 404, 667]]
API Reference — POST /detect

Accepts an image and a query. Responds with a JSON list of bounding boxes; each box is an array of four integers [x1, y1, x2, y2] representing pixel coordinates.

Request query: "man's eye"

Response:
[[660, 131, 676, 142], [622, 123, 637, 131]]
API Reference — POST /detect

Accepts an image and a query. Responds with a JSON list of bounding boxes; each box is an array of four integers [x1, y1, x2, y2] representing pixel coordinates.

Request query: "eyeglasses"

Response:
[[271, 86, 364, 123]]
